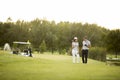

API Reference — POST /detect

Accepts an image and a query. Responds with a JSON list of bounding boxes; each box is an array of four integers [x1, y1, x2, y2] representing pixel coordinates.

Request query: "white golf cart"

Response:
[[12, 41, 32, 57]]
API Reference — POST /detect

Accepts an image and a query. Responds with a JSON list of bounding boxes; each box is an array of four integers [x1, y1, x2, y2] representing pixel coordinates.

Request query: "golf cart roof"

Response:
[[13, 41, 31, 45]]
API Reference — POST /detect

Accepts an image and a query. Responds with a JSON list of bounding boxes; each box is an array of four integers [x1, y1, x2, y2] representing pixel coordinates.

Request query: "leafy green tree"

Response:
[[0, 22, 13, 46], [39, 40, 47, 53], [6, 21, 29, 42], [0, 18, 109, 54], [105, 29, 120, 58]]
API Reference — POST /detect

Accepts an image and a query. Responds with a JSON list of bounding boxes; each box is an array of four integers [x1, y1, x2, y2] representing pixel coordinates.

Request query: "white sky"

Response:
[[0, 0, 120, 30]]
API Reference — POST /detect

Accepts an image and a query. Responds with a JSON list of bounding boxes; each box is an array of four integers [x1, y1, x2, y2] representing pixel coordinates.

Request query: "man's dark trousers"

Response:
[[82, 50, 88, 63]]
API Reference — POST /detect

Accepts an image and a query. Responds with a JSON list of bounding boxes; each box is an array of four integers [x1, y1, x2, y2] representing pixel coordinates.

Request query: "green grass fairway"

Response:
[[0, 51, 120, 80]]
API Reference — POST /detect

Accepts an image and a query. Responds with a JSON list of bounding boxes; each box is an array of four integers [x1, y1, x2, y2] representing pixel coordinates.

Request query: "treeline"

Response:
[[0, 18, 109, 54]]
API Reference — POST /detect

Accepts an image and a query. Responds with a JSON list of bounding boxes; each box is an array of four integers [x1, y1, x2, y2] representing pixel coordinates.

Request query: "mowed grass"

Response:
[[0, 51, 120, 80]]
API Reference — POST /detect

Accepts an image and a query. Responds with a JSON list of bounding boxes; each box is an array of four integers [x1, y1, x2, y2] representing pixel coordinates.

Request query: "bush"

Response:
[[61, 49, 66, 54], [89, 47, 106, 62]]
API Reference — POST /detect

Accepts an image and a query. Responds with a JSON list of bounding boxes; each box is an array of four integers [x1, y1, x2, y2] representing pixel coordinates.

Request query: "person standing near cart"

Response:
[[82, 36, 91, 64], [28, 47, 32, 57]]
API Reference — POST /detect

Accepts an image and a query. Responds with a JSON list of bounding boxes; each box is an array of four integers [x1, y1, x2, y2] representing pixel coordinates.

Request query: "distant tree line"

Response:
[[0, 18, 119, 56]]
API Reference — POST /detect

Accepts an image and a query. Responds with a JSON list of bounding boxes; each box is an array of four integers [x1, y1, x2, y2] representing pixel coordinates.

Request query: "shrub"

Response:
[[89, 47, 106, 62], [61, 49, 66, 54]]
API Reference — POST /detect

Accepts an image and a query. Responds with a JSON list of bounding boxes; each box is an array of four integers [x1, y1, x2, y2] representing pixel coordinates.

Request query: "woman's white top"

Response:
[[72, 42, 79, 51]]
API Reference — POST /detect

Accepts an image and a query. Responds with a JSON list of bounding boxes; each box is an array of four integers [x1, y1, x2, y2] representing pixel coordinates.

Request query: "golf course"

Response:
[[0, 51, 120, 80]]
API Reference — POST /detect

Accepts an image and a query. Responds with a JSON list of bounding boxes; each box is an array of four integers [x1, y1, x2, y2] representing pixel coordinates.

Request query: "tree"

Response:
[[0, 18, 109, 54], [0, 22, 13, 46], [6, 17, 12, 23], [6, 21, 29, 43], [105, 29, 120, 58], [39, 40, 47, 53]]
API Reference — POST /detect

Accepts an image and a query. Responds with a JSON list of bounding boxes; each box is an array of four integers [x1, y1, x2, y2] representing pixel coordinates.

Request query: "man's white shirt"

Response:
[[82, 40, 91, 50]]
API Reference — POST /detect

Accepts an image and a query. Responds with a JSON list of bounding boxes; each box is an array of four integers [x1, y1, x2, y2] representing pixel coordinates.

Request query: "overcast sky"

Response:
[[0, 0, 120, 30]]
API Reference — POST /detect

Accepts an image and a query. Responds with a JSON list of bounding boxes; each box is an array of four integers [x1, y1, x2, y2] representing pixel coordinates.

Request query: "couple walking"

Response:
[[72, 36, 91, 64]]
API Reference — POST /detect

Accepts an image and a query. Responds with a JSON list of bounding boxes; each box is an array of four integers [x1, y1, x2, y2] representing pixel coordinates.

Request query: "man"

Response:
[[28, 47, 32, 57], [82, 36, 91, 63]]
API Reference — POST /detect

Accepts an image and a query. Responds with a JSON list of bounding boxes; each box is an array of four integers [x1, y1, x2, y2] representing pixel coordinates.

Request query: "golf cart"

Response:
[[12, 41, 32, 57]]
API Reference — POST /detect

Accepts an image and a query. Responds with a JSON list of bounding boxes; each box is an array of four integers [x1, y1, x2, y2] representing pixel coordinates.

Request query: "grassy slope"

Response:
[[0, 51, 120, 80]]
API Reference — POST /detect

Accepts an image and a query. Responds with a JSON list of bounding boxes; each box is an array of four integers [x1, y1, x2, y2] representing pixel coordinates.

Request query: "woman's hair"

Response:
[[73, 39, 77, 42], [72, 37, 78, 42]]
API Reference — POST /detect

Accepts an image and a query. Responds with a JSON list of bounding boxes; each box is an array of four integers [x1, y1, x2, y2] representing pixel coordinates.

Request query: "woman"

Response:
[[72, 37, 80, 63]]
